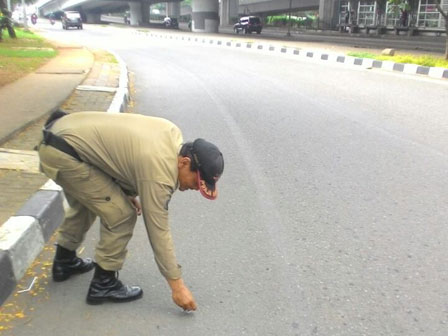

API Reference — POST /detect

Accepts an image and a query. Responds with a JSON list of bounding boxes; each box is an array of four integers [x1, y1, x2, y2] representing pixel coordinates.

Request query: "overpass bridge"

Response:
[[37, 0, 335, 33], [239, 0, 319, 15]]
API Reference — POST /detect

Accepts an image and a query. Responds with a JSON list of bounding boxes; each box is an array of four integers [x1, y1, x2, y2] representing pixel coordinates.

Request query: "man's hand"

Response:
[[128, 196, 142, 216], [168, 278, 197, 311]]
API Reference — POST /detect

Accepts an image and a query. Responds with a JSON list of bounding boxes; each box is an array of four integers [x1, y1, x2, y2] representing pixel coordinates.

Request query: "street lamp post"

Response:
[[286, 0, 292, 37]]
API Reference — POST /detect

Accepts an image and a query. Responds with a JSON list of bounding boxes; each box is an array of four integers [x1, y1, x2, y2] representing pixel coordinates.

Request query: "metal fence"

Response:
[[338, 0, 447, 29]]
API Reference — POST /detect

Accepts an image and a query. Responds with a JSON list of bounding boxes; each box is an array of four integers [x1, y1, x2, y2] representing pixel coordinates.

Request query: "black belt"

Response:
[[42, 110, 82, 162]]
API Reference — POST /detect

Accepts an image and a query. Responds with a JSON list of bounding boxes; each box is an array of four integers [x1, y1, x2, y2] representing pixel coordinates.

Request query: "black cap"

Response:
[[191, 138, 224, 200]]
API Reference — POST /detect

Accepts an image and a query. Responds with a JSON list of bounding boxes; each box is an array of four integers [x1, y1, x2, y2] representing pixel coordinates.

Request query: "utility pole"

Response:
[[21, 0, 28, 29], [286, 0, 292, 37]]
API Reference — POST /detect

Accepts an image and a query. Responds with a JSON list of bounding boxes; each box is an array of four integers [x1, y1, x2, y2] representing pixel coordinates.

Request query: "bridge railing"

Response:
[[100, 15, 126, 24]]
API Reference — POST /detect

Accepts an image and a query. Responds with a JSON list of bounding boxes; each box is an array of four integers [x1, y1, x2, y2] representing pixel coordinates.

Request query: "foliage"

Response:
[[387, 0, 411, 11], [8, 0, 35, 6], [266, 14, 316, 27], [347, 51, 448, 68], [151, 2, 165, 10]]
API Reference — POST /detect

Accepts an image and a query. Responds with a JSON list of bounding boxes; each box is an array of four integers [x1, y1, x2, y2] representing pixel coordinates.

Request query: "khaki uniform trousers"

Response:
[[38, 144, 137, 271]]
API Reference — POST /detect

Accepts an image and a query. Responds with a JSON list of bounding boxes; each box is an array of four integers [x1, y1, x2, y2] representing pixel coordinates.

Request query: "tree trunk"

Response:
[[0, 0, 16, 39], [6, 22, 15, 38]]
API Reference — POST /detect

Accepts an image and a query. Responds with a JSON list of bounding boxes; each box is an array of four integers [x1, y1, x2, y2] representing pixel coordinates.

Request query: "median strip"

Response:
[[134, 30, 448, 80]]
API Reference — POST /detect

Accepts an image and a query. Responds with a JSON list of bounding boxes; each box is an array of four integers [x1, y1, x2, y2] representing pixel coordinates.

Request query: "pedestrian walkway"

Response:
[[0, 48, 89, 143], [0, 43, 128, 306]]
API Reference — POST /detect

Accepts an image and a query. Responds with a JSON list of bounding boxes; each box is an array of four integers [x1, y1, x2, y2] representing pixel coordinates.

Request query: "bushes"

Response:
[[266, 14, 316, 28]]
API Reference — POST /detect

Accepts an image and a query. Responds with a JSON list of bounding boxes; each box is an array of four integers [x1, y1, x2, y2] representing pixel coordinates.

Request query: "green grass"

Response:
[[347, 51, 448, 68], [0, 48, 56, 58], [103, 53, 117, 64], [3, 28, 46, 44], [0, 28, 57, 86], [0, 27, 55, 48], [347, 52, 377, 59]]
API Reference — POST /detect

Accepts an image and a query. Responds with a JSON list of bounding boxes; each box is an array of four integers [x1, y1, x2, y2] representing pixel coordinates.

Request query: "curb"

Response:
[[135, 31, 448, 80], [0, 50, 129, 306], [107, 50, 130, 113]]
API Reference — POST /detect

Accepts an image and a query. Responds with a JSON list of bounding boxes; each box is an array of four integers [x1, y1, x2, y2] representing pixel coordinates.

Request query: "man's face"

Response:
[[178, 157, 199, 192]]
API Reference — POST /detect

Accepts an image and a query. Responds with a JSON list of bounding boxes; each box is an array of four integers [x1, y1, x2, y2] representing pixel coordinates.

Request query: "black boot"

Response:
[[86, 264, 143, 305], [52, 245, 94, 282]]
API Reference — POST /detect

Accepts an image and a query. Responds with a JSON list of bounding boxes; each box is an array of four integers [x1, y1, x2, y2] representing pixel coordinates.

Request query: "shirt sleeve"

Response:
[[138, 179, 181, 280]]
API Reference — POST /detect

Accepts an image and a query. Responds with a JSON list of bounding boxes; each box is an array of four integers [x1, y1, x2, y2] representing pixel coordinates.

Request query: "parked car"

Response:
[[234, 16, 262, 34], [62, 11, 83, 30], [163, 17, 178, 29]]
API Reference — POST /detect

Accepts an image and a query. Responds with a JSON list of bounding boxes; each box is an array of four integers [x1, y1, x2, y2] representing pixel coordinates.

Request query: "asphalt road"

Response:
[[5, 22, 448, 336]]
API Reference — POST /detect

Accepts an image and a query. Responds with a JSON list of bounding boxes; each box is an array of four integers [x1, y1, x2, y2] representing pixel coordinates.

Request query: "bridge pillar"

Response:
[[129, 2, 142, 26], [141, 1, 150, 25], [191, 0, 219, 33], [319, 0, 337, 29], [86, 12, 101, 24], [220, 0, 238, 26], [166, 1, 180, 18]]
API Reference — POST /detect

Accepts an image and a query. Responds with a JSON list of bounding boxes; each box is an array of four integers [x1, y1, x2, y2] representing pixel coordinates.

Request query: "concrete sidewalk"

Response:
[[0, 47, 93, 144], [0, 44, 129, 306]]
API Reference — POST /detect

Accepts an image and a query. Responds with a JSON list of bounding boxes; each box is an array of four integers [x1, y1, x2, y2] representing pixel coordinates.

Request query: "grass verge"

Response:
[[347, 51, 448, 68], [92, 49, 117, 63], [0, 28, 58, 87]]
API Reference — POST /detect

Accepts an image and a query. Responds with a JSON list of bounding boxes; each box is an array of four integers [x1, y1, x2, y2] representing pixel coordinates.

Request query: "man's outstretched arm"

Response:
[[139, 180, 197, 311]]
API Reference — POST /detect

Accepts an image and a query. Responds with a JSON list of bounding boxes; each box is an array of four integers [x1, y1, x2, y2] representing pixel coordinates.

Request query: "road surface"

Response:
[[4, 22, 448, 336]]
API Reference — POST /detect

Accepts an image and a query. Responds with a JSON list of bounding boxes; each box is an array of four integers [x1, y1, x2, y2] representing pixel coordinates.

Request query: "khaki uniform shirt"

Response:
[[51, 112, 183, 279]]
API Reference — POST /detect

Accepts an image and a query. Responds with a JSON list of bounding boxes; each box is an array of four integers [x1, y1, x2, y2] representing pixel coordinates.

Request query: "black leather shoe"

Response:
[[52, 256, 95, 282], [86, 265, 143, 305], [52, 245, 94, 282]]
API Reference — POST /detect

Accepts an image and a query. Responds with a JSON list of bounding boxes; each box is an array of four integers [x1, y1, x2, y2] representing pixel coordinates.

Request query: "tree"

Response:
[[0, 0, 16, 39], [388, 0, 448, 59]]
